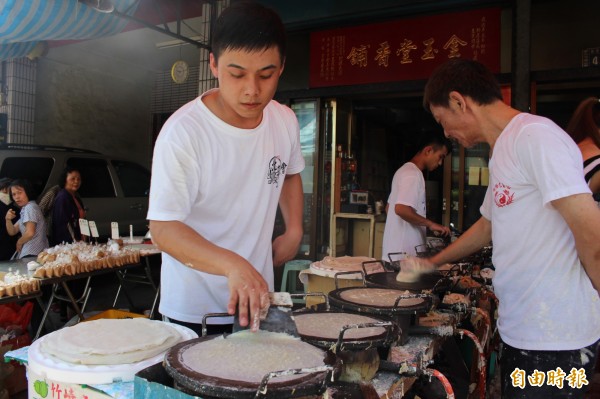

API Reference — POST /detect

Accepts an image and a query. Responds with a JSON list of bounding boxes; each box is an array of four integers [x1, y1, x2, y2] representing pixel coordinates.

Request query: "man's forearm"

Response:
[[395, 204, 433, 228], [430, 216, 491, 266], [278, 173, 304, 238], [149, 220, 245, 277]]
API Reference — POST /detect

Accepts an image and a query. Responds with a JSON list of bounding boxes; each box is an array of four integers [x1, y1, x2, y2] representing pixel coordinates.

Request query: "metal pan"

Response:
[[364, 270, 446, 291], [327, 287, 433, 345], [361, 260, 449, 292], [293, 307, 400, 351], [164, 336, 331, 399], [328, 287, 432, 316]]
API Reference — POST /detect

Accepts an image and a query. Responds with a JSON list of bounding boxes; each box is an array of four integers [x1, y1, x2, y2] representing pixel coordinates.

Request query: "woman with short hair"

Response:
[[5, 179, 48, 258]]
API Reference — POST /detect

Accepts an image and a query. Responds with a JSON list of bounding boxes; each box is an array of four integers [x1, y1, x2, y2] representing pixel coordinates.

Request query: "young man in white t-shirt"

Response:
[[412, 59, 600, 398], [382, 131, 451, 260], [147, 2, 304, 335]]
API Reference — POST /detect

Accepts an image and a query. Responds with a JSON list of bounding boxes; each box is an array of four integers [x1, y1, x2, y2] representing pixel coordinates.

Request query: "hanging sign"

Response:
[[309, 8, 501, 88]]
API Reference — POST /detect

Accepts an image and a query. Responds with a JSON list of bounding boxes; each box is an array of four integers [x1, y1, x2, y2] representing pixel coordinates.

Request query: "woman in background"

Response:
[[0, 177, 18, 259], [51, 166, 85, 245], [566, 96, 600, 203], [5, 179, 48, 258], [51, 166, 87, 322]]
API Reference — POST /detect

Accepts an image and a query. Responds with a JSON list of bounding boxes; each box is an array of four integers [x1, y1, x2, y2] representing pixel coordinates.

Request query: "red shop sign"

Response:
[[309, 8, 501, 88]]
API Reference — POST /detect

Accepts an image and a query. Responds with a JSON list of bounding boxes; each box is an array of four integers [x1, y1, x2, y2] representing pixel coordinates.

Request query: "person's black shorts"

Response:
[[501, 339, 600, 398], [166, 317, 232, 337]]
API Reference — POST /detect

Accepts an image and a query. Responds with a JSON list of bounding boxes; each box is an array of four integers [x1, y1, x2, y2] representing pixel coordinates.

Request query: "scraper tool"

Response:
[[232, 292, 299, 337]]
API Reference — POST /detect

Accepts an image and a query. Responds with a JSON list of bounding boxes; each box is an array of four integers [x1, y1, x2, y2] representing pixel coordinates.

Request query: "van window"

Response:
[[112, 160, 150, 197], [67, 158, 116, 198], [0, 157, 54, 199]]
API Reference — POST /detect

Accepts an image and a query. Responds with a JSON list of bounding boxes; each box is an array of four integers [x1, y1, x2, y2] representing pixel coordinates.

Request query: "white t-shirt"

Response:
[[382, 162, 426, 259], [18, 201, 48, 258], [147, 89, 305, 324], [480, 113, 600, 350]]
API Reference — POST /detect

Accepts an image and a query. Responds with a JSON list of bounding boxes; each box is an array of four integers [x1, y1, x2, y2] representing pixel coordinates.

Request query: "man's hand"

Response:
[[226, 262, 269, 330], [397, 256, 436, 282], [429, 222, 450, 237], [151, 220, 272, 329], [395, 204, 450, 236]]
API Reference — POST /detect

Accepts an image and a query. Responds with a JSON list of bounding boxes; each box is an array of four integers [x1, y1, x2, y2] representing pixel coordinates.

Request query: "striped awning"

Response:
[[0, 0, 140, 60]]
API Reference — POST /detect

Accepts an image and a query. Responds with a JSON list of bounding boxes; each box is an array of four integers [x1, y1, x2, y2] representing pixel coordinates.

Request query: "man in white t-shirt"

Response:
[[412, 59, 600, 398], [147, 2, 304, 335], [382, 131, 451, 260]]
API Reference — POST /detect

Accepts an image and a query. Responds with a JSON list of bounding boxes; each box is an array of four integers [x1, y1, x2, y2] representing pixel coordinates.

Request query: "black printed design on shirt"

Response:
[[267, 156, 287, 188]]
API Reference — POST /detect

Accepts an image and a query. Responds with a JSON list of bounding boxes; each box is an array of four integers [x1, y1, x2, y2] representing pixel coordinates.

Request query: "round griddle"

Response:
[[328, 287, 431, 316], [364, 270, 446, 291], [327, 287, 432, 345], [360, 259, 450, 292], [292, 309, 399, 351], [164, 336, 329, 399]]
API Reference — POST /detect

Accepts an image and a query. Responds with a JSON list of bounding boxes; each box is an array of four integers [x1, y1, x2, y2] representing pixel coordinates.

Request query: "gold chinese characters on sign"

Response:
[[310, 8, 500, 88]]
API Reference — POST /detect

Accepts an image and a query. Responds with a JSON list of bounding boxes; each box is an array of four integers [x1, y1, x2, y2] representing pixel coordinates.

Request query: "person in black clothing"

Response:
[[565, 96, 600, 203], [51, 166, 85, 246], [50, 166, 86, 322], [0, 177, 18, 259]]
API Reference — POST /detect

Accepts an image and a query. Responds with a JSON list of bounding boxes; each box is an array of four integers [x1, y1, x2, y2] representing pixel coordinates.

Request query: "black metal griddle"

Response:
[[327, 286, 433, 345], [164, 336, 331, 399], [361, 260, 450, 292], [292, 308, 400, 351]]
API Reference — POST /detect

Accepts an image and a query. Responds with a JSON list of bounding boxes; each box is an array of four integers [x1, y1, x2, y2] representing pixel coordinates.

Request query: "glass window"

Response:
[[67, 158, 116, 198], [292, 100, 318, 258], [111, 160, 150, 197], [0, 157, 54, 200], [449, 143, 490, 231]]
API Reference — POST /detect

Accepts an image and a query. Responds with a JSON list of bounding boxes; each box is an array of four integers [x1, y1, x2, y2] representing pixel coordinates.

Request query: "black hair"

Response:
[[423, 58, 502, 111], [414, 129, 453, 155], [9, 179, 35, 201], [211, 1, 286, 63], [566, 97, 600, 149], [59, 166, 81, 189], [0, 177, 12, 191]]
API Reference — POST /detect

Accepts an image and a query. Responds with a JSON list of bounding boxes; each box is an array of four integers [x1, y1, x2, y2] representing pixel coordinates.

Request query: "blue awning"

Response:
[[0, 0, 140, 60]]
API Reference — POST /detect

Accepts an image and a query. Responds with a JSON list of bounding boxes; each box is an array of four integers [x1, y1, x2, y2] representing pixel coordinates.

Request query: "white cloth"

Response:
[[480, 113, 600, 351], [147, 89, 305, 324], [382, 162, 426, 259], [18, 201, 48, 258]]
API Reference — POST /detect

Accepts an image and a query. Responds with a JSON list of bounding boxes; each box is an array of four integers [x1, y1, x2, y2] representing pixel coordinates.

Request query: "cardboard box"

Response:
[[303, 272, 363, 307]]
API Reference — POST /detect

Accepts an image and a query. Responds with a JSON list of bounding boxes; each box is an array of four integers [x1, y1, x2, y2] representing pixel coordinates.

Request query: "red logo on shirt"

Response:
[[493, 183, 515, 207]]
